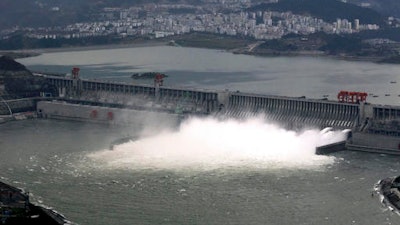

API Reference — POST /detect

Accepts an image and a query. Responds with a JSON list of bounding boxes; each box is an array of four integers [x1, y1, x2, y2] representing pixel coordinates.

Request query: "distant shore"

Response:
[[232, 48, 387, 64], [0, 40, 170, 58], [0, 35, 396, 64], [38, 40, 169, 53]]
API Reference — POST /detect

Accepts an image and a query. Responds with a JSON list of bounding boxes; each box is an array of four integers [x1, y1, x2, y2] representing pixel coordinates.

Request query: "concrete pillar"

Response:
[[360, 102, 373, 121]]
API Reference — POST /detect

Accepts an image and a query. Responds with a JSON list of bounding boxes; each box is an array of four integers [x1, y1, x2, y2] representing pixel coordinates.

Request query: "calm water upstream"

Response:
[[0, 46, 398, 224]]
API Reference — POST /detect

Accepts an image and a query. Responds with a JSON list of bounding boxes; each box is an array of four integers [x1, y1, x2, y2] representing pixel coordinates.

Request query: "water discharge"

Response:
[[88, 117, 346, 171]]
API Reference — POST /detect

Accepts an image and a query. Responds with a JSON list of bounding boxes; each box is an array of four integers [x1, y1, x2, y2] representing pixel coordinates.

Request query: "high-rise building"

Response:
[[354, 19, 360, 30], [120, 10, 129, 20], [336, 18, 342, 29]]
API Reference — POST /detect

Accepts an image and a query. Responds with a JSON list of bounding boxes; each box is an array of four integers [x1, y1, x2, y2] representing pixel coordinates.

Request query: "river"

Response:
[[18, 45, 400, 106], [0, 46, 399, 225]]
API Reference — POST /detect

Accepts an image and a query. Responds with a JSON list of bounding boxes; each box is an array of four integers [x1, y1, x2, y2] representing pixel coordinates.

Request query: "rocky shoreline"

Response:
[[374, 176, 400, 216]]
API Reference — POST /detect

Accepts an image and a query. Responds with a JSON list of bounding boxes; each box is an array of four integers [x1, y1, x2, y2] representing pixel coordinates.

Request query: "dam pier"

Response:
[[3, 69, 400, 155]]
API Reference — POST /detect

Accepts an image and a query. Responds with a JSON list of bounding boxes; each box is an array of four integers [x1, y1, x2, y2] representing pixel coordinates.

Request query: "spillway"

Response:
[[22, 73, 400, 155]]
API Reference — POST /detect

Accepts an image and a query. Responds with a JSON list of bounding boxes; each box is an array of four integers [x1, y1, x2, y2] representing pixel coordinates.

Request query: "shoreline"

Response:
[[0, 40, 170, 56], [233, 48, 387, 64], [37, 40, 170, 54], [0, 38, 394, 64]]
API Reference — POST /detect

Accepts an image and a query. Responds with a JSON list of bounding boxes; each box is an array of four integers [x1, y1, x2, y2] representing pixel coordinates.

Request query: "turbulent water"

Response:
[[2, 46, 400, 224], [89, 117, 341, 171]]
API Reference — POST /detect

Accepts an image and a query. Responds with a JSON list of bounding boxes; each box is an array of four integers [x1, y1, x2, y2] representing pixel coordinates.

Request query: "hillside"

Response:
[[357, 28, 400, 42], [0, 56, 59, 98], [0, 0, 200, 30], [346, 0, 400, 17], [250, 0, 385, 26], [251, 32, 400, 63], [0, 55, 27, 71], [0, 0, 93, 30]]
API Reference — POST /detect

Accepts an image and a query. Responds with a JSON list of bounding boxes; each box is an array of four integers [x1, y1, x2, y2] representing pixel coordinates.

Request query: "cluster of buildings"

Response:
[[0, 1, 381, 41]]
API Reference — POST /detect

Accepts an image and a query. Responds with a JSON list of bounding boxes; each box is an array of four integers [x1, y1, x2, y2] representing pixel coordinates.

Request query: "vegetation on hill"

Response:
[[346, 0, 400, 17], [378, 55, 400, 64], [0, 34, 153, 50], [0, 0, 200, 30], [169, 30, 400, 63], [255, 32, 332, 54], [0, 55, 27, 71], [250, 0, 385, 26], [0, 56, 57, 97], [356, 28, 400, 42], [131, 72, 168, 79], [0, 0, 94, 30], [318, 34, 364, 54], [0, 31, 252, 51], [253, 31, 400, 62], [173, 32, 253, 50]]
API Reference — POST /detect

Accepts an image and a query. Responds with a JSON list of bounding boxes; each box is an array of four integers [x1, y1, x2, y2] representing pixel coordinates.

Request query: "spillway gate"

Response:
[[218, 92, 360, 129], [41, 74, 362, 129]]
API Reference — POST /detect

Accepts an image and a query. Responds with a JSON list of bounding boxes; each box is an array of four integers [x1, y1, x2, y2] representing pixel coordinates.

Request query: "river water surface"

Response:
[[18, 46, 400, 106], [0, 46, 399, 224], [1, 119, 400, 225]]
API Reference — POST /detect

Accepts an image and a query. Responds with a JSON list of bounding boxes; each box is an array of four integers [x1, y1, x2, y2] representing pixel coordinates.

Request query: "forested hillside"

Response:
[[250, 0, 385, 25]]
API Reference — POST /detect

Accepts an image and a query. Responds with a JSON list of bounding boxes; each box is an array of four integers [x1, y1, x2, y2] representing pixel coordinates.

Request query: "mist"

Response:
[[88, 116, 346, 171]]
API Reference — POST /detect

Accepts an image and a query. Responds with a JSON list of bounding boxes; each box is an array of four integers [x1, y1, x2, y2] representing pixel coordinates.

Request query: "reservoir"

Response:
[[1, 46, 399, 224], [19, 45, 400, 106]]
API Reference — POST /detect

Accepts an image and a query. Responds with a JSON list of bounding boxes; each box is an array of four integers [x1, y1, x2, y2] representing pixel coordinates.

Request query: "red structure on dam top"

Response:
[[72, 67, 80, 79], [337, 91, 367, 103]]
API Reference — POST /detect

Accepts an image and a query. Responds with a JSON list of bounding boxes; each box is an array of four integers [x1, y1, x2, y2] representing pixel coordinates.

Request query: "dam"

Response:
[[5, 70, 400, 155]]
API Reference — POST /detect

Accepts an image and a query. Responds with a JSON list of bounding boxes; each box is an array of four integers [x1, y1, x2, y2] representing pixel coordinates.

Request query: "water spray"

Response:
[[88, 117, 346, 171]]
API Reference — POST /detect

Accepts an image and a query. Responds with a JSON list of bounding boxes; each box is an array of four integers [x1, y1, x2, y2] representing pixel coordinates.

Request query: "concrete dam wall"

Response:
[[220, 93, 359, 129], [37, 101, 180, 127], [46, 76, 220, 115], [33, 74, 400, 154], [43, 75, 361, 130]]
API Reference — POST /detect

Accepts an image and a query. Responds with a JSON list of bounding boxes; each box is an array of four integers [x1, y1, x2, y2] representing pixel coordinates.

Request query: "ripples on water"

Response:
[[2, 119, 400, 225], [7, 46, 400, 224]]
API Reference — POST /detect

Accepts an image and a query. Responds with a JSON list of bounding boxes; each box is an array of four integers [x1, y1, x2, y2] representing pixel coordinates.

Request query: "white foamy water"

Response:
[[88, 117, 346, 171]]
